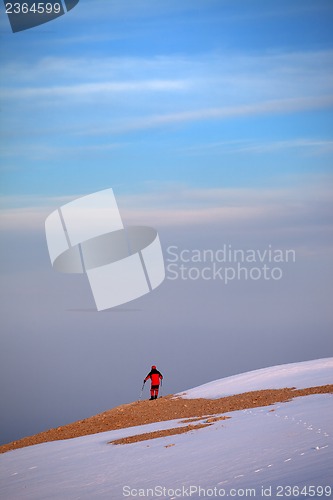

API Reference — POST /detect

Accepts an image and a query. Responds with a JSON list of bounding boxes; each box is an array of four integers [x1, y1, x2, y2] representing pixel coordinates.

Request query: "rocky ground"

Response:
[[1, 384, 332, 453]]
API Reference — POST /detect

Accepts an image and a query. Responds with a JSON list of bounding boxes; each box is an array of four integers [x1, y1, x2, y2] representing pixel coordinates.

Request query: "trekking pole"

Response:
[[139, 381, 145, 400]]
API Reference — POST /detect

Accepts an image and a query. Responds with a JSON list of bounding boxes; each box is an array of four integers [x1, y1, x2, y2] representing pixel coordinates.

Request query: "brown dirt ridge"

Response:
[[1, 384, 332, 454], [111, 416, 231, 446]]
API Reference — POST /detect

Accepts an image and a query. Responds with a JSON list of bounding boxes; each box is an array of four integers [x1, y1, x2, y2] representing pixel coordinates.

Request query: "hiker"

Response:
[[144, 365, 163, 400]]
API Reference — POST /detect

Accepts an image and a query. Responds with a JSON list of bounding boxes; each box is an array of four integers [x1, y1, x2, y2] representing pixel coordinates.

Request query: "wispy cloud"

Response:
[[82, 95, 333, 135], [181, 138, 333, 156], [2, 49, 332, 98], [1, 49, 332, 136], [1, 80, 189, 100]]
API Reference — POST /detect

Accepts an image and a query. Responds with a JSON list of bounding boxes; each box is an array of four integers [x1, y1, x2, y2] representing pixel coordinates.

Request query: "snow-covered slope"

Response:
[[1, 359, 332, 500], [179, 358, 333, 399]]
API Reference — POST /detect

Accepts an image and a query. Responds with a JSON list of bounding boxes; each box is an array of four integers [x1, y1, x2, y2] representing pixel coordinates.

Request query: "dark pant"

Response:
[[150, 384, 159, 398]]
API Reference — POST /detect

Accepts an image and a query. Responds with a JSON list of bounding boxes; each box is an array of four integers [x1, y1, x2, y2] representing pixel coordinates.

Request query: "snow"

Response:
[[1, 358, 332, 499], [179, 357, 333, 399]]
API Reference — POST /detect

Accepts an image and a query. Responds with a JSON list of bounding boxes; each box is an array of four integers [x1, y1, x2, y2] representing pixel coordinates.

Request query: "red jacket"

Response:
[[144, 367, 163, 386]]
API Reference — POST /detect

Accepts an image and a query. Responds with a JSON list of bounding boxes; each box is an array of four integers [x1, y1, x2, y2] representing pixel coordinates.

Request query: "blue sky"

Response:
[[1, 0, 333, 201], [0, 1, 333, 444]]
